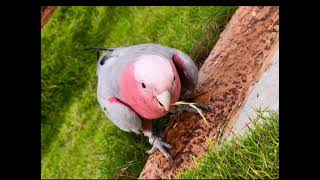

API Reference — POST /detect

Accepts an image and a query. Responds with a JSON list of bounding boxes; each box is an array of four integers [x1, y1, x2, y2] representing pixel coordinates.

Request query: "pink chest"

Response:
[[119, 61, 181, 119]]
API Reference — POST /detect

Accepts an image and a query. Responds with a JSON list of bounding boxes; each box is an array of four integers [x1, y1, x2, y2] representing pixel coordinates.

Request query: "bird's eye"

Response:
[[142, 83, 146, 88], [174, 76, 176, 81]]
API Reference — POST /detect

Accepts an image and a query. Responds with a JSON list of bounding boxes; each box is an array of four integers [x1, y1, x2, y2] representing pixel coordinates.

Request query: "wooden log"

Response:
[[139, 6, 279, 179], [41, 6, 58, 29]]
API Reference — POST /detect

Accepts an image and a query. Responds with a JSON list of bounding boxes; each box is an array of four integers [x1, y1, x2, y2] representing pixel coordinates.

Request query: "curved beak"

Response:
[[156, 91, 171, 111]]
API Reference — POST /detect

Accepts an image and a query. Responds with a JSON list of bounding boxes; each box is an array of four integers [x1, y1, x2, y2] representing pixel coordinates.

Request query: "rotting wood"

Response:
[[41, 6, 57, 29], [139, 6, 279, 179]]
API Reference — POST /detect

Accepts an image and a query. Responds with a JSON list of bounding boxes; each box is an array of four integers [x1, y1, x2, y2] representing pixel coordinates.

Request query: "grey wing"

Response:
[[171, 49, 198, 91], [102, 97, 143, 134]]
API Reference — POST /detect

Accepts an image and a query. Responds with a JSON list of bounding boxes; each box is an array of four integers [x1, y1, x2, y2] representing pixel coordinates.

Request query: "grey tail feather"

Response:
[[82, 47, 115, 51], [82, 47, 115, 61]]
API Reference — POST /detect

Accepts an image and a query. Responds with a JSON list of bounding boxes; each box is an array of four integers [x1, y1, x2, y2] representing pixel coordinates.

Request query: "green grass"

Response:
[[41, 6, 237, 178], [177, 110, 279, 179]]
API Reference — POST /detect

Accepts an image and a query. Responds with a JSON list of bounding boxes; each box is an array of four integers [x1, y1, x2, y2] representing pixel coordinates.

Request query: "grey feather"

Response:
[[172, 50, 199, 91], [101, 98, 143, 134]]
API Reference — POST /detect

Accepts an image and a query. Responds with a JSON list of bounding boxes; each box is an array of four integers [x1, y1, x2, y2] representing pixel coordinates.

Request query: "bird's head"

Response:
[[120, 54, 181, 119]]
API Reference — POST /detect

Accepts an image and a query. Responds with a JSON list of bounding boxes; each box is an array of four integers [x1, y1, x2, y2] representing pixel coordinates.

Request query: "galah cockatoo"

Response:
[[91, 44, 201, 160]]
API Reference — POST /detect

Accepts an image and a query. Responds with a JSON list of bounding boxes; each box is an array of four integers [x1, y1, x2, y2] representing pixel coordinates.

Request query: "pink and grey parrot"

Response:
[[89, 43, 202, 160]]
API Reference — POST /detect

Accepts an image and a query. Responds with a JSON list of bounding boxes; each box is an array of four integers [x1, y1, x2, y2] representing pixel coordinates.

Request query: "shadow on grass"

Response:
[[41, 7, 129, 157], [189, 8, 237, 67]]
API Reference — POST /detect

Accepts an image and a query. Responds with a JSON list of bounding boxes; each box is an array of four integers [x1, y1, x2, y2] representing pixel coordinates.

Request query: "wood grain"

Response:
[[139, 6, 279, 179]]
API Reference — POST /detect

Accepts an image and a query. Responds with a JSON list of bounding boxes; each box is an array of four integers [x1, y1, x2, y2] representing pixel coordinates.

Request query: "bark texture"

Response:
[[41, 6, 57, 29], [139, 6, 279, 179]]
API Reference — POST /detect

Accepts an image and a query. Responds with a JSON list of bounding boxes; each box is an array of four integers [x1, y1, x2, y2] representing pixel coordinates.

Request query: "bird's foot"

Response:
[[168, 109, 184, 121], [146, 136, 173, 161], [193, 103, 212, 111]]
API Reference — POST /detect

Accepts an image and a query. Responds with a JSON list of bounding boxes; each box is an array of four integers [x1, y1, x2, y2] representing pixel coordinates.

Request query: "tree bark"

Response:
[[139, 6, 279, 179], [41, 6, 57, 29]]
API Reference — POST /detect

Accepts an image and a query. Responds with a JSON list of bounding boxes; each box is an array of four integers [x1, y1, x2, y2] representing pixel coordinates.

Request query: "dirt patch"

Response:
[[41, 6, 57, 29], [139, 6, 279, 179]]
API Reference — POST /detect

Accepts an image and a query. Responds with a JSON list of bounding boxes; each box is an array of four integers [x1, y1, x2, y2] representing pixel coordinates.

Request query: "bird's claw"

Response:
[[169, 110, 183, 121], [169, 103, 212, 120], [194, 103, 213, 111], [146, 137, 173, 161]]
